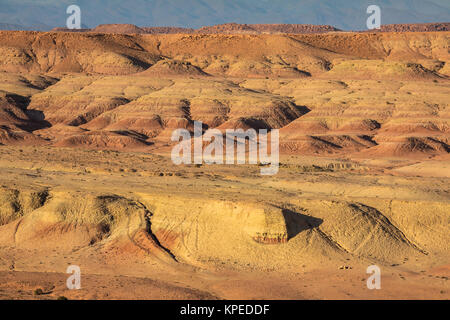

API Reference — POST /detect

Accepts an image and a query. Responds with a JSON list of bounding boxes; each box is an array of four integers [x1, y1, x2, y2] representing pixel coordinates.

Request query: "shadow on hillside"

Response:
[[282, 209, 323, 240]]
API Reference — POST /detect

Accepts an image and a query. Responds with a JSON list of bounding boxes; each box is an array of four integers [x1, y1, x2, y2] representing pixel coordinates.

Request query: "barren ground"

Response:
[[0, 30, 448, 299]]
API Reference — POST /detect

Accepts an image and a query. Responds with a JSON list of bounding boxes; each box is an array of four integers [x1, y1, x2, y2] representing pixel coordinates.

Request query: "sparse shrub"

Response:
[[34, 288, 44, 295]]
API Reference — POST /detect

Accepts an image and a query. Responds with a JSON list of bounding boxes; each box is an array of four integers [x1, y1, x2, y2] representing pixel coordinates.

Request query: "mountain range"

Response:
[[0, 0, 449, 31]]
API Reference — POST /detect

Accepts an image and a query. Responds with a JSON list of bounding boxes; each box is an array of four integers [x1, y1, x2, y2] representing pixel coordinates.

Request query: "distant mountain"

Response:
[[0, 21, 53, 31], [0, 0, 449, 30], [0, 23, 31, 30], [374, 22, 450, 32], [50, 23, 341, 34]]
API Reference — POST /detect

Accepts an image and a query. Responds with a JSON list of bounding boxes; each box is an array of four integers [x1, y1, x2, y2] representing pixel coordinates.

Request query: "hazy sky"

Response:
[[0, 0, 449, 30]]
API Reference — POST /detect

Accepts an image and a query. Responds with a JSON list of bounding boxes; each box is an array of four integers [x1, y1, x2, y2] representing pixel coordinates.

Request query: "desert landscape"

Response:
[[0, 24, 448, 300]]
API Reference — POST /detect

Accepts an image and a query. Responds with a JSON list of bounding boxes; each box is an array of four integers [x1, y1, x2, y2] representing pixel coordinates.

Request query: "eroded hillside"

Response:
[[0, 31, 449, 157], [0, 30, 448, 299]]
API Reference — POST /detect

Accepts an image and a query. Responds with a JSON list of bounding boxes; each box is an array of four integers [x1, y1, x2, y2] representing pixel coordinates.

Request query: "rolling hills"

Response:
[[0, 29, 448, 299]]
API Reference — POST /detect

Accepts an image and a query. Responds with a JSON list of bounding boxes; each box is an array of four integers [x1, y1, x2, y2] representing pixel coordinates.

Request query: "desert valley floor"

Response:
[[0, 29, 448, 299]]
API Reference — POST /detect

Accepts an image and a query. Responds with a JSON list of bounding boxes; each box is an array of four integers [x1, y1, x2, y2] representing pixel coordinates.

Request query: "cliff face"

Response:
[[377, 22, 450, 32]]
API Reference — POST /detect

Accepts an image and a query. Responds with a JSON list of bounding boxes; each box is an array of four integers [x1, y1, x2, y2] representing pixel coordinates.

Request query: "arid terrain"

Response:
[[51, 22, 450, 34], [0, 28, 448, 300]]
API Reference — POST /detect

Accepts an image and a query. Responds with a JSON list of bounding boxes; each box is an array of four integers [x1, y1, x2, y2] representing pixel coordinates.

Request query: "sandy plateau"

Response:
[[0, 30, 448, 299]]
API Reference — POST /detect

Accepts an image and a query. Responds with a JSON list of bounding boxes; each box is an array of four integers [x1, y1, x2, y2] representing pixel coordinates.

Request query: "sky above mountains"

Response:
[[0, 0, 449, 30]]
